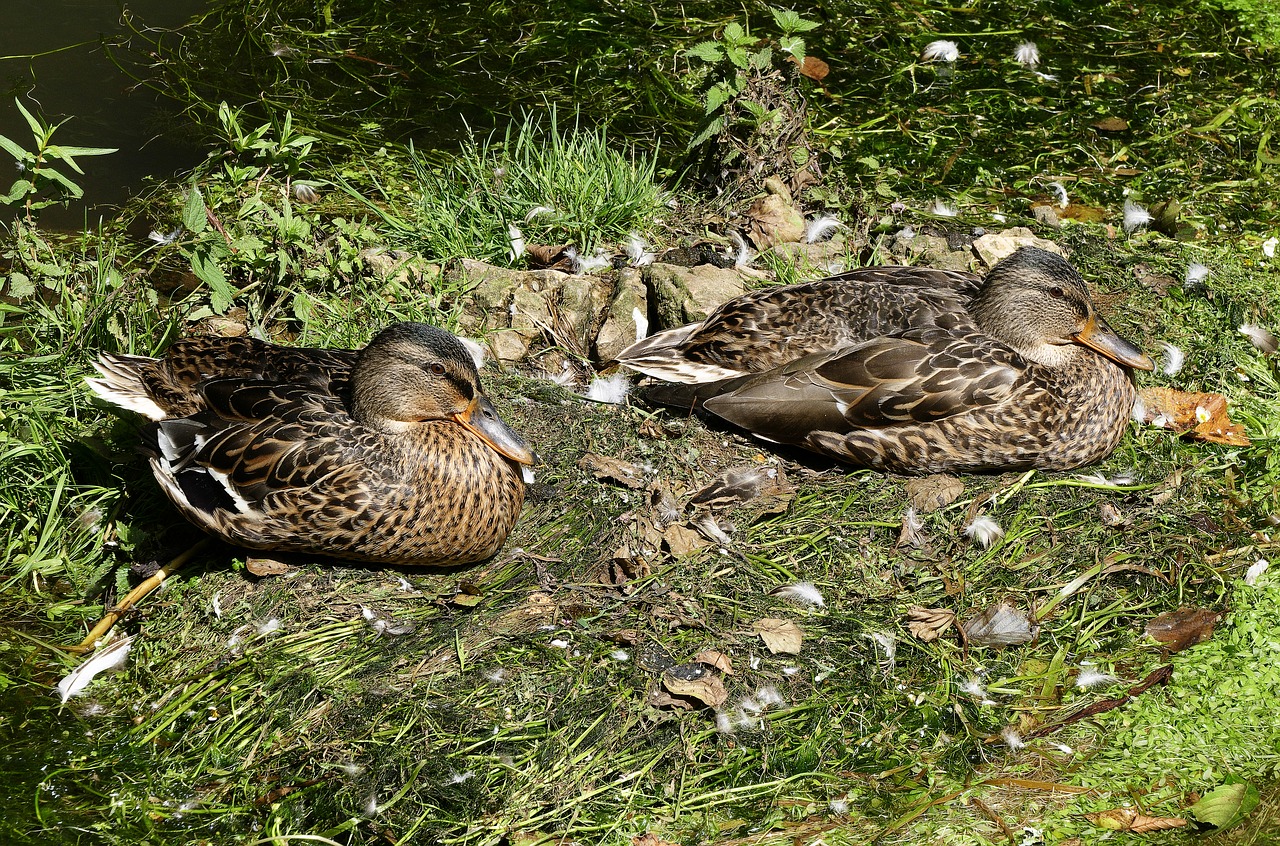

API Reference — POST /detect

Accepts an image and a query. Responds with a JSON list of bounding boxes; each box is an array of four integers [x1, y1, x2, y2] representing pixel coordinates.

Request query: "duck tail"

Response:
[[85, 353, 169, 421], [616, 323, 745, 384]]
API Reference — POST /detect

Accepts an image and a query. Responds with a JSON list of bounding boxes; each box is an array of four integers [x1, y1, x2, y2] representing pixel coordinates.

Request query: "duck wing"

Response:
[[701, 325, 1023, 442], [144, 379, 375, 534], [618, 265, 979, 383]]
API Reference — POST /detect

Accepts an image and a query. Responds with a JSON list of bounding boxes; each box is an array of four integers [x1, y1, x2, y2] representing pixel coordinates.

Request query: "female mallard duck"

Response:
[[87, 322, 534, 565], [618, 247, 1153, 474]]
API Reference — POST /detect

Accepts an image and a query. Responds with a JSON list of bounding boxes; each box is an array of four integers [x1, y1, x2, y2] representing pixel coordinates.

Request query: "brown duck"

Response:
[[87, 322, 534, 565], [618, 247, 1153, 474]]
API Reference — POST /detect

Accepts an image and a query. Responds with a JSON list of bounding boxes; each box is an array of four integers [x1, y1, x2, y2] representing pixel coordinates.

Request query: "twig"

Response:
[[71, 538, 211, 652], [969, 796, 1017, 844]]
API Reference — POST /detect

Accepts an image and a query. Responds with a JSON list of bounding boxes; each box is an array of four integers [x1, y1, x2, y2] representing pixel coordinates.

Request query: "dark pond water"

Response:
[[0, 0, 210, 230]]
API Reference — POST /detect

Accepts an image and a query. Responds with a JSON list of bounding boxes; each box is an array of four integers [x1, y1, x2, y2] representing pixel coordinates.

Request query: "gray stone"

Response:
[[972, 227, 1065, 268], [362, 248, 440, 288], [595, 268, 648, 362], [645, 263, 749, 329]]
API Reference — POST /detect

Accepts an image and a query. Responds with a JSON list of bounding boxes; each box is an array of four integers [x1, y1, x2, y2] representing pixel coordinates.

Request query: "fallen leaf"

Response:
[[905, 606, 957, 642], [661, 662, 729, 707], [1092, 116, 1129, 132], [694, 649, 734, 674], [648, 687, 697, 710], [961, 603, 1038, 647], [752, 618, 803, 654], [245, 556, 294, 577], [1085, 807, 1186, 832], [579, 452, 647, 488], [524, 243, 576, 271], [663, 524, 708, 556], [747, 193, 805, 249], [1137, 387, 1250, 446], [1098, 501, 1128, 527], [904, 474, 964, 514], [792, 54, 829, 81], [1188, 781, 1261, 830], [1145, 607, 1220, 652], [1059, 203, 1108, 223]]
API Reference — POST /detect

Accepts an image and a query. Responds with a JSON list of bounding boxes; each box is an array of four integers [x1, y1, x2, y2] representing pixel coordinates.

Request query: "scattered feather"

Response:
[[631, 306, 649, 343], [1050, 742, 1074, 755], [256, 617, 282, 636], [962, 603, 1038, 647], [829, 798, 850, 815], [755, 685, 785, 708], [866, 631, 897, 674], [610, 649, 631, 661], [959, 677, 997, 705], [1033, 70, 1058, 81], [804, 214, 844, 243], [782, 665, 801, 676], [57, 636, 133, 704], [889, 201, 907, 214], [1001, 726, 1025, 751], [448, 771, 476, 785], [1245, 558, 1269, 586], [773, 581, 826, 608], [1239, 323, 1278, 353], [932, 198, 958, 217], [715, 711, 736, 734], [484, 668, 507, 684], [507, 224, 525, 261], [898, 505, 926, 548], [1159, 342, 1185, 376], [1075, 665, 1121, 689], [1151, 412, 1174, 429], [210, 592, 222, 618], [583, 371, 632, 404], [1122, 199, 1152, 233], [364, 792, 379, 816], [147, 228, 182, 245], [524, 205, 554, 222], [1047, 181, 1068, 208], [965, 515, 1004, 548], [459, 336, 487, 370], [1263, 236, 1278, 258], [573, 249, 612, 274], [1131, 396, 1146, 422], [396, 576, 414, 592], [292, 183, 318, 203], [548, 638, 570, 649], [1073, 472, 1111, 486], [921, 39, 960, 63], [1014, 41, 1040, 67], [729, 231, 754, 268], [1185, 262, 1210, 287], [625, 233, 655, 267]]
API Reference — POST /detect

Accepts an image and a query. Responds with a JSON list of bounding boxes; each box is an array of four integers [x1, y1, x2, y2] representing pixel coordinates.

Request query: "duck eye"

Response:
[[428, 362, 446, 375], [1049, 286, 1065, 299]]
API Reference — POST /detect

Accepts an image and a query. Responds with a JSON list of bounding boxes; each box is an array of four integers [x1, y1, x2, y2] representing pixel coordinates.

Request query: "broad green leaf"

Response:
[[689, 116, 725, 149], [0, 133, 28, 162], [779, 36, 806, 62], [726, 44, 749, 70], [5, 272, 34, 299], [3, 179, 31, 203], [14, 99, 43, 137], [182, 186, 208, 233], [685, 41, 723, 63], [724, 22, 745, 42], [35, 166, 83, 197], [770, 9, 820, 33], [750, 46, 774, 70], [705, 84, 732, 115], [1189, 781, 1260, 830]]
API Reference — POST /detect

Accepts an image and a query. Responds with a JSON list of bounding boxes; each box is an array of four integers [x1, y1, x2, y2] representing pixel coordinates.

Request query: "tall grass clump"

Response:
[[361, 112, 665, 265]]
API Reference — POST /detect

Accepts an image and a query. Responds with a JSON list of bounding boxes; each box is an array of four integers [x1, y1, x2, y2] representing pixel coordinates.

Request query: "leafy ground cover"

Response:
[[2, 0, 1280, 844]]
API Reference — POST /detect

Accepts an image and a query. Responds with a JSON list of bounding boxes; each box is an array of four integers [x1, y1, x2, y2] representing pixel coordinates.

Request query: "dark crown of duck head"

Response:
[[351, 322, 483, 425]]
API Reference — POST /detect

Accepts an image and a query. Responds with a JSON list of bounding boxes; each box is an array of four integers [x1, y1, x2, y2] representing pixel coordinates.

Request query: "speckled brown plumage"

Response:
[[618, 247, 1153, 474], [88, 323, 533, 565]]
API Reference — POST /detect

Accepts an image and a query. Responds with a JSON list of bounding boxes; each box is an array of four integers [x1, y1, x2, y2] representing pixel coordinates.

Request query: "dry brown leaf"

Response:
[[1085, 807, 1186, 832], [579, 452, 648, 488], [245, 556, 294, 577], [663, 524, 708, 557], [747, 193, 805, 249], [1145, 607, 1221, 652], [792, 54, 830, 81], [904, 474, 965, 514], [1092, 116, 1129, 132], [695, 649, 734, 674], [648, 687, 697, 710], [961, 603, 1038, 647], [524, 242, 576, 271], [1137, 387, 1250, 446], [753, 618, 803, 654], [661, 663, 729, 707], [905, 606, 957, 643]]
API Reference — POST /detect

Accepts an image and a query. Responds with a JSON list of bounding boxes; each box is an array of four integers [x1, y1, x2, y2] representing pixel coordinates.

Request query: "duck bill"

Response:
[[452, 396, 536, 465], [1073, 315, 1154, 371]]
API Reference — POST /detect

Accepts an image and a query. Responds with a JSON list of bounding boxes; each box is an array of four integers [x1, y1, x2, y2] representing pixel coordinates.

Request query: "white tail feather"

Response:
[[85, 354, 167, 420]]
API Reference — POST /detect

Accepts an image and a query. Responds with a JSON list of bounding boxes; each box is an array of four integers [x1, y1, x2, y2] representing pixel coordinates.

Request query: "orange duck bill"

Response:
[[1073, 315, 1154, 371], [451, 395, 537, 465]]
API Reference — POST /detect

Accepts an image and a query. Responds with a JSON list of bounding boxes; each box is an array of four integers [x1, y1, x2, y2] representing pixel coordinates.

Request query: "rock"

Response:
[[971, 227, 1065, 268], [747, 193, 805, 249], [594, 268, 648, 362], [892, 233, 973, 271], [1031, 204, 1062, 228], [362, 248, 440, 288], [645, 263, 748, 329]]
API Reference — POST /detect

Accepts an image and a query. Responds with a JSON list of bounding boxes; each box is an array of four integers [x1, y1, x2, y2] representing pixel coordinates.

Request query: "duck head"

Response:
[[970, 247, 1154, 371], [351, 323, 536, 465]]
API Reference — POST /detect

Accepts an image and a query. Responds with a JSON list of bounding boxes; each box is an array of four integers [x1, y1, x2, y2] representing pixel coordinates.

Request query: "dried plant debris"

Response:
[[632, 834, 681, 846], [752, 618, 804, 654], [961, 603, 1038, 647], [688, 464, 794, 515], [904, 474, 965, 514], [661, 524, 707, 556], [660, 661, 729, 708], [905, 606, 957, 643], [1136, 387, 1250, 446], [244, 556, 295, 577], [579, 452, 648, 488], [1085, 807, 1186, 833], [693, 649, 734, 674], [1145, 607, 1221, 652]]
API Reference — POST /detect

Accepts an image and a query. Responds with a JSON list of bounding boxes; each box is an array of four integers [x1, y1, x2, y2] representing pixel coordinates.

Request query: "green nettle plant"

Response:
[[0, 99, 116, 221], [684, 8, 821, 198]]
